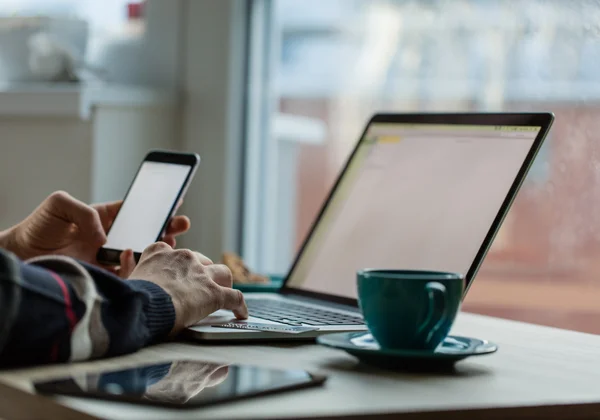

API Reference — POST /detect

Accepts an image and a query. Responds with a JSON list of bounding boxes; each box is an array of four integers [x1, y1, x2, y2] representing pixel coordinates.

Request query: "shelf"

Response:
[[0, 82, 178, 119]]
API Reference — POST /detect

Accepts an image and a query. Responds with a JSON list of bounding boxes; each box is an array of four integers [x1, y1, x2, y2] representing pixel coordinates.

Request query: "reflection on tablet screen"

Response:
[[34, 360, 319, 408]]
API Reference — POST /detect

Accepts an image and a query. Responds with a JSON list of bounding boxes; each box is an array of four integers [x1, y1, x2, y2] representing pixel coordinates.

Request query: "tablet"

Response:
[[34, 359, 327, 409]]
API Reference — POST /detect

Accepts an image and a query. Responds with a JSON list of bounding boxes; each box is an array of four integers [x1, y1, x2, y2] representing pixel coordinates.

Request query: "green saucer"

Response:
[[318, 332, 497, 371], [233, 275, 285, 293]]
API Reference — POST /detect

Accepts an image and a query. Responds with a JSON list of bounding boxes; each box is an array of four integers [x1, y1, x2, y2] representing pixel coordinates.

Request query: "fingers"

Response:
[[220, 288, 248, 320], [91, 200, 123, 232], [194, 251, 213, 266], [97, 249, 136, 278], [165, 216, 191, 236], [49, 191, 106, 246], [204, 264, 247, 319], [205, 264, 232, 287], [170, 249, 213, 266], [161, 216, 191, 248], [90, 202, 190, 245], [143, 244, 211, 267], [142, 241, 172, 258], [119, 249, 136, 278], [162, 235, 177, 248]]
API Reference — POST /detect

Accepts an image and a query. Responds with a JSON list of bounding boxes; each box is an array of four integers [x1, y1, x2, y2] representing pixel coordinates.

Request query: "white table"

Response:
[[2, 313, 600, 419]]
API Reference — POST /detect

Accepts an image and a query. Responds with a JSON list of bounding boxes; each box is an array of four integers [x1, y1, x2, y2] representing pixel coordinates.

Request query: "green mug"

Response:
[[357, 269, 464, 350]]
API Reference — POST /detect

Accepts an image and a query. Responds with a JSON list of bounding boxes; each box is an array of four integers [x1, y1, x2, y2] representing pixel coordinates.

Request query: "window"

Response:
[[0, 0, 143, 81], [244, 0, 600, 334], [0, 0, 136, 38]]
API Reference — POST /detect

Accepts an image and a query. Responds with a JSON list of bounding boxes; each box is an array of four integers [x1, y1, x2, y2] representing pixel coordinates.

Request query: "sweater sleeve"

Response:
[[0, 249, 176, 367]]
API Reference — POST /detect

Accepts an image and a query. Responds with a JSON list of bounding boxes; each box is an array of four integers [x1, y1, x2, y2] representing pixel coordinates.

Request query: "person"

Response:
[[0, 191, 248, 367]]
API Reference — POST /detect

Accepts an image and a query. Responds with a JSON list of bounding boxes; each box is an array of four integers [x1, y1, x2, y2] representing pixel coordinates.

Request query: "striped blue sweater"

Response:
[[0, 248, 175, 367]]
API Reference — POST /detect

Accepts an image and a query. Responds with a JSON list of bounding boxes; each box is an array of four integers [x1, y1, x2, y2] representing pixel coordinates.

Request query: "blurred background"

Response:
[[1, 0, 600, 334]]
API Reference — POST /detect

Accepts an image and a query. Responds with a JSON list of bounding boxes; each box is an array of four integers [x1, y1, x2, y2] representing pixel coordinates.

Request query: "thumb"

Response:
[[49, 191, 106, 246], [119, 249, 136, 278]]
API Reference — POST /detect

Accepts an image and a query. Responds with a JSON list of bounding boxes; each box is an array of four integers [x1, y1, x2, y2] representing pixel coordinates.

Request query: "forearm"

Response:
[[0, 250, 175, 367]]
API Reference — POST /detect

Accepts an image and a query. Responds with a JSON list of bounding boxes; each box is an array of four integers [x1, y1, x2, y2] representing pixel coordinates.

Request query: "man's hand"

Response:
[[129, 242, 248, 334], [2, 191, 191, 276]]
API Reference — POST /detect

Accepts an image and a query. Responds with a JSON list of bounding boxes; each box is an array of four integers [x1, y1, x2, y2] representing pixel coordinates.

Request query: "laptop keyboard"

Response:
[[247, 299, 364, 326]]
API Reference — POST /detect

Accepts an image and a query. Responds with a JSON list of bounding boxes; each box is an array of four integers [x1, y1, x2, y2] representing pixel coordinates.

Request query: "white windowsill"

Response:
[[0, 82, 179, 120]]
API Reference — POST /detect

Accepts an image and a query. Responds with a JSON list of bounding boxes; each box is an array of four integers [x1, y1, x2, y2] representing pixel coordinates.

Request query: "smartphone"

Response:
[[96, 150, 200, 265], [33, 359, 327, 409]]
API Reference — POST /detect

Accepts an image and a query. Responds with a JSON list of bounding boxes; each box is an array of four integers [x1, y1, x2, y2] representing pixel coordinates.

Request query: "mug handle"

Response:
[[416, 282, 449, 346]]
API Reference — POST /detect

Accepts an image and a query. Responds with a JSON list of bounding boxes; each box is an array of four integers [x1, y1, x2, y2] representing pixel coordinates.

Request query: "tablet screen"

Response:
[[34, 360, 325, 408]]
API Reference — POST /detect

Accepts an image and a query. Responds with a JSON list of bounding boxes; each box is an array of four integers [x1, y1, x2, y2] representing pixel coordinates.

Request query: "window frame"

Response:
[[242, 0, 278, 271]]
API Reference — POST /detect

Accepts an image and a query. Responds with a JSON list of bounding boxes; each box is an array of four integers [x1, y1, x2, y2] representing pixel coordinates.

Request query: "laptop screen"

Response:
[[286, 122, 541, 299]]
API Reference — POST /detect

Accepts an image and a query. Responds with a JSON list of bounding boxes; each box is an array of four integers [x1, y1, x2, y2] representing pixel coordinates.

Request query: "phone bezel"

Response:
[[96, 150, 200, 265]]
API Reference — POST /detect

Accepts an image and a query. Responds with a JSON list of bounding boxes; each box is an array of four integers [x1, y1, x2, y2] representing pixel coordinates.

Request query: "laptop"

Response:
[[187, 112, 554, 341]]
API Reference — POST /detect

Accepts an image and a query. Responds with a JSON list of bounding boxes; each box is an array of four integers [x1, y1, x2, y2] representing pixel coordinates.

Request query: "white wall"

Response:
[[141, 0, 183, 89], [0, 104, 178, 230], [177, 0, 247, 259], [0, 0, 245, 261], [0, 117, 92, 226], [91, 106, 178, 203], [0, 0, 183, 231]]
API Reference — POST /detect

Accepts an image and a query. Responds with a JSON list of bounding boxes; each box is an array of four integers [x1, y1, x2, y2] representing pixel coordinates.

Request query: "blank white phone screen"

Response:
[[105, 161, 191, 253]]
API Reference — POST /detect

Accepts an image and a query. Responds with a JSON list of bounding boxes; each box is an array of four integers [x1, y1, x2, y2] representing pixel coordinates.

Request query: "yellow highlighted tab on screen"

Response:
[[377, 135, 401, 144]]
